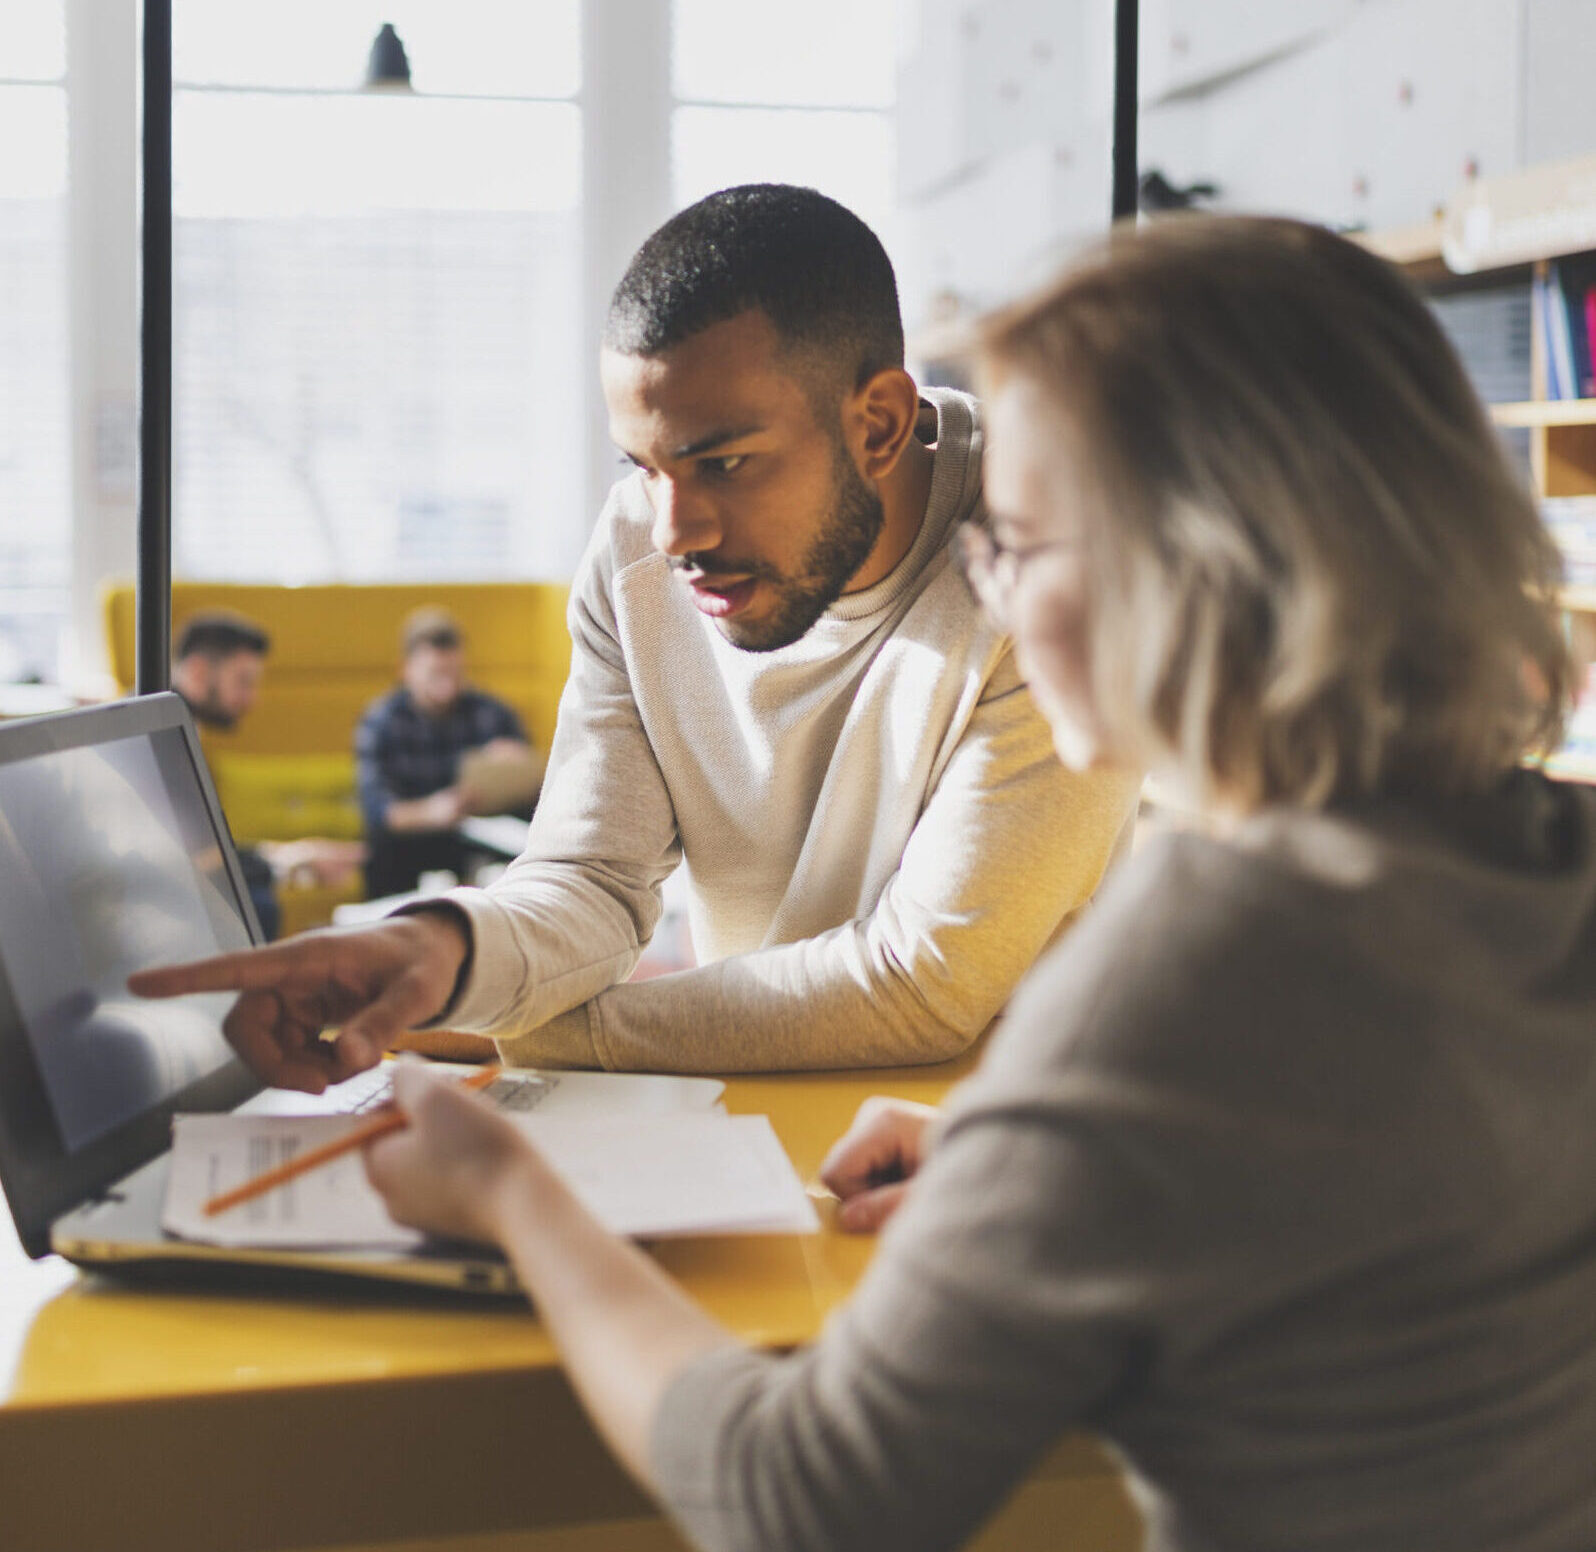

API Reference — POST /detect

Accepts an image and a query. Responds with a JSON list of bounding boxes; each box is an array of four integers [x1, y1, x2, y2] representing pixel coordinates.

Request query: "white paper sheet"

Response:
[[162, 1110, 817, 1249]]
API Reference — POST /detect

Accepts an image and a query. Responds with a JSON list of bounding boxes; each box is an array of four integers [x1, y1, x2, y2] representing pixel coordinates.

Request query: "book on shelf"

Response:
[[1543, 496, 1596, 590], [1536, 257, 1596, 401]]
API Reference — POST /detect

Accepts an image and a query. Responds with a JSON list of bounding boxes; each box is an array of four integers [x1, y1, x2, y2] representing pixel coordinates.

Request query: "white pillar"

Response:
[[579, 0, 673, 529], [64, 0, 138, 692]]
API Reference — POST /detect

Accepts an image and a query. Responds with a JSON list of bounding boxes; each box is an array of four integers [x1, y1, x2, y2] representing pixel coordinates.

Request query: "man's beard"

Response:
[[181, 689, 238, 732], [689, 440, 885, 654]]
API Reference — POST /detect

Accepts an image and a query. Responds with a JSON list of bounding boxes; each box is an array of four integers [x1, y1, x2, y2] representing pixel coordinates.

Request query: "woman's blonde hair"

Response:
[[975, 215, 1572, 809]]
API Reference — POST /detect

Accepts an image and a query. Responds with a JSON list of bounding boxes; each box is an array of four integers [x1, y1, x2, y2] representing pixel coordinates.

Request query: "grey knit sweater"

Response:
[[654, 773, 1596, 1552]]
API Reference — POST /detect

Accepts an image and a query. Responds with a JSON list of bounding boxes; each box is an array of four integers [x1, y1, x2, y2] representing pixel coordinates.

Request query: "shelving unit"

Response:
[[1368, 153, 1596, 784], [1489, 399, 1596, 429], [1500, 318, 1596, 783]]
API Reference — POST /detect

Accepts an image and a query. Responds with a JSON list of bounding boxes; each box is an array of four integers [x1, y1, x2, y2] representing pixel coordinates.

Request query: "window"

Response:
[[0, 5, 69, 683], [670, 0, 899, 262], [171, 2, 585, 587]]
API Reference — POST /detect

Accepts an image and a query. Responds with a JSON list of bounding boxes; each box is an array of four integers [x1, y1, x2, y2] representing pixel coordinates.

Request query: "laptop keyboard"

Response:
[[331, 1066, 555, 1115]]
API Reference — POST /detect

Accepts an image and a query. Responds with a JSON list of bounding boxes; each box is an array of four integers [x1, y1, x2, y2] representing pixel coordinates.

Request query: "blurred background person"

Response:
[[172, 611, 363, 938], [170, 611, 268, 734], [355, 606, 542, 898]]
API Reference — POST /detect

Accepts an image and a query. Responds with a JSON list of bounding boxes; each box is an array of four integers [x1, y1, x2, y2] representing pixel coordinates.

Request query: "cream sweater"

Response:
[[436, 390, 1139, 1071]]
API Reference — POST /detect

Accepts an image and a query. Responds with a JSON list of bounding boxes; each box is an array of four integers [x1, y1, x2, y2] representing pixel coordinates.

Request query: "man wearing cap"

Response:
[[355, 607, 540, 897]]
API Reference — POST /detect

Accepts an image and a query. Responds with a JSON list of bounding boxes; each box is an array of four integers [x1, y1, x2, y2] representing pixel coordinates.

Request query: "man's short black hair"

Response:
[[174, 612, 270, 664], [605, 184, 905, 397]]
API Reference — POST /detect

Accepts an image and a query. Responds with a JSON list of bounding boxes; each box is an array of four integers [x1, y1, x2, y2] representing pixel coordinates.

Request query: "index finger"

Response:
[[127, 940, 317, 999]]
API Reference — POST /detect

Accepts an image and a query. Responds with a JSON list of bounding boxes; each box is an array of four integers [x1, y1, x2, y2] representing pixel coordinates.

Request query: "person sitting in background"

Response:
[[172, 612, 363, 939], [170, 611, 269, 735], [355, 606, 541, 898], [335, 218, 1593, 1550]]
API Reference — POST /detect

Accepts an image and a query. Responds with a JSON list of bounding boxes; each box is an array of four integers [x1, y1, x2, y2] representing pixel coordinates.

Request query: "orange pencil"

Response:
[[202, 1065, 503, 1217]]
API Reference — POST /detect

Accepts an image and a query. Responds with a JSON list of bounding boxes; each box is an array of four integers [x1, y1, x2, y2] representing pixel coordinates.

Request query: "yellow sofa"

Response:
[[103, 581, 572, 934]]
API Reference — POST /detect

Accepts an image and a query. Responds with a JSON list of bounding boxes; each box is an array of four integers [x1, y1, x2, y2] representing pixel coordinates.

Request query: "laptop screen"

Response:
[[0, 695, 265, 1257], [0, 722, 247, 1154]]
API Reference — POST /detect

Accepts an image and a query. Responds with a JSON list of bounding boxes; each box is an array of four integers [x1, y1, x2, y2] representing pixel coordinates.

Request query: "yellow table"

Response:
[[0, 1057, 1137, 1552]]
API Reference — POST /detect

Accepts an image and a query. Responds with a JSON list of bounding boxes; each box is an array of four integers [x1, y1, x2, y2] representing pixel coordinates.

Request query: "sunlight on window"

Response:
[[0, 83, 68, 683], [669, 1, 899, 292], [174, 0, 579, 98], [671, 0, 894, 107], [0, 89, 67, 200], [673, 106, 897, 254], [172, 87, 585, 586], [0, 6, 66, 82], [174, 95, 581, 218]]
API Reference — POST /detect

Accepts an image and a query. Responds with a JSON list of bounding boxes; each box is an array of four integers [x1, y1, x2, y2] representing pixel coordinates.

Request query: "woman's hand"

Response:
[[367, 1062, 734, 1491], [363, 1062, 538, 1245], [819, 1096, 940, 1233]]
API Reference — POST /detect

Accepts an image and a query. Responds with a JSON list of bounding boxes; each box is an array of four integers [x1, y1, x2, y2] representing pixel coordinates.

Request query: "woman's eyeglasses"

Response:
[[956, 523, 1079, 632]]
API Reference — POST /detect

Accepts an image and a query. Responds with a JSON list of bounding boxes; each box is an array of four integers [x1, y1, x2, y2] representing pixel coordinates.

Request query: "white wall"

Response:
[[897, 0, 1596, 332]]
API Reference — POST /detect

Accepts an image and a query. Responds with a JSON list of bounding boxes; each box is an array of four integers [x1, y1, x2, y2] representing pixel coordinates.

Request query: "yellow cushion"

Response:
[[102, 581, 572, 756], [101, 581, 573, 889], [277, 879, 364, 938], [211, 752, 362, 844]]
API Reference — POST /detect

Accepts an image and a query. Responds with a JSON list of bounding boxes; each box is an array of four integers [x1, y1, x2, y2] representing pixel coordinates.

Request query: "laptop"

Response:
[[0, 693, 717, 1294]]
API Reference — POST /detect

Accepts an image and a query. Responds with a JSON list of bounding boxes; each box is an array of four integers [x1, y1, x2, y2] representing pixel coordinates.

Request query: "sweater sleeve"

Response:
[[641, 854, 1300, 1552], [428, 518, 684, 1048], [497, 656, 1140, 1071], [647, 1050, 1149, 1552]]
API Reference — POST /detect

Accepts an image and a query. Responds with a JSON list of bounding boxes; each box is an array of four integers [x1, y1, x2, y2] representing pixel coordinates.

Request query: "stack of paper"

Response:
[[162, 1109, 818, 1250]]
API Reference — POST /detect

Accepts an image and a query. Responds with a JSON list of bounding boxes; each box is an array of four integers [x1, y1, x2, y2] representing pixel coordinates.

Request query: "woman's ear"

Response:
[[845, 367, 922, 481]]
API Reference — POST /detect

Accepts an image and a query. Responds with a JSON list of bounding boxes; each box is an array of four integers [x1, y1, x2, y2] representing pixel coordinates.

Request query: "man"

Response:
[[355, 606, 542, 898], [172, 612, 363, 940], [171, 612, 269, 733], [133, 185, 1140, 1079]]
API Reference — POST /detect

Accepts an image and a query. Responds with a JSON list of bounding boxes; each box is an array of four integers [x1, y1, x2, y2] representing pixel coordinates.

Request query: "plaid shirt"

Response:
[[355, 686, 526, 834]]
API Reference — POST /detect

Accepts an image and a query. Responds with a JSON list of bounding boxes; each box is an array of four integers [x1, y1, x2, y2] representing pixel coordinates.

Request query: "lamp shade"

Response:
[[365, 23, 412, 91]]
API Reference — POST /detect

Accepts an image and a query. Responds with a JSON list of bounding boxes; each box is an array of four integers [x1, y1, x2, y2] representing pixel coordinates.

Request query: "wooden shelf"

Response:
[[1356, 220, 1450, 285], [1441, 153, 1596, 275], [1357, 219, 1444, 268], [1366, 155, 1596, 280], [1490, 399, 1596, 429]]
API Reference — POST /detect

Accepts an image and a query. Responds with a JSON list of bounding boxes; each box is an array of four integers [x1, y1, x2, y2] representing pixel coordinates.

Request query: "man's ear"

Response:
[[845, 367, 921, 482]]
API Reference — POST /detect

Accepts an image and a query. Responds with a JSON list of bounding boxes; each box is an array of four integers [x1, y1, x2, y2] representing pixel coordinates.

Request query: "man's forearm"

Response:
[[497, 922, 979, 1074]]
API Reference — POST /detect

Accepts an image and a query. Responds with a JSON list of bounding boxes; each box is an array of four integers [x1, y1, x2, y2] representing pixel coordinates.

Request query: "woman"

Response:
[[365, 217, 1596, 1552]]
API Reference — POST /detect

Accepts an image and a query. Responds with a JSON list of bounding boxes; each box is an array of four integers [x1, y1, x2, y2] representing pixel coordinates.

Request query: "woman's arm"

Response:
[[366, 1062, 1140, 1552], [364, 1066, 735, 1487], [496, 1162, 734, 1483]]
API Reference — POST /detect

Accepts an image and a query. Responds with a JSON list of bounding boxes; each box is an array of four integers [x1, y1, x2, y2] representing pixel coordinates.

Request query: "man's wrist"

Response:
[[394, 901, 475, 1021]]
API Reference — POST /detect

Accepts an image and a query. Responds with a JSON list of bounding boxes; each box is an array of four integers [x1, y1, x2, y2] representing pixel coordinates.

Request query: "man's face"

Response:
[[601, 310, 885, 653], [175, 649, 264, 731], [403, 642, 467, 716]]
